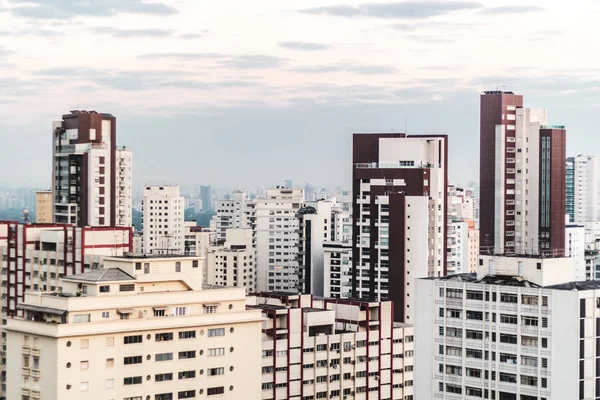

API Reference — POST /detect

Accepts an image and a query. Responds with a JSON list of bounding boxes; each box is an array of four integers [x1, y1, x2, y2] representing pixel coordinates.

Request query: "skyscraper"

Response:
[[567, 155, 598, 224], [51, 110, 132, 227], [200, 185, 213, 212], [480, 92, 566, 255], [352, 133, 448, 322], [142, 185, 185, 255]]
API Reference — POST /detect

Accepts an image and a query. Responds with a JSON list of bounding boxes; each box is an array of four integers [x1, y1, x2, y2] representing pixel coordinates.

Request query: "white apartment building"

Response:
[[447, 221, 469, 275], [352, 133, 447, 322], [415, 254, 594, 400], [115, 146, 133, 227], [255, 188, 304, 292], [142, 185, 185, 255], [296, 201, 333, 296], [323, 242, 352, 299], [52, 111, 132, 227], [6, 258, 263, 400], [248, 293, 414, 400], [566, 224, 586, 281], [206, 228, 255, 292], [467, 225, 479, 274], [184, 221, 213, 258], [569, 155, 599, 224], [215, 190, 256, 243]]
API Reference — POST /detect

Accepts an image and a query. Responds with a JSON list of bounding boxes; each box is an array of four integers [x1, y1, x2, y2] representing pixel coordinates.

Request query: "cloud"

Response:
[[299, 1, 482, 19], [90, 27, 175, 37], [405, 35, 453, 44], [278, 41, 332, 51], [178, 31, 209, 39], [138, 52, 286, 69], [288, 63, 398, 75], [0, 47, 14, 57], [482, 5, 544, 15], [0, 28, 63, 37], [8, 0, 177, 19]]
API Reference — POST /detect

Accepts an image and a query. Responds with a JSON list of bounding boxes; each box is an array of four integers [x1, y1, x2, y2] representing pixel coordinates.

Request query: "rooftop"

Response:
[[62, 268, 135, 283], [110, 253, 197, 260], [431, 273, 541, 288], [545, 281, 600, 291]]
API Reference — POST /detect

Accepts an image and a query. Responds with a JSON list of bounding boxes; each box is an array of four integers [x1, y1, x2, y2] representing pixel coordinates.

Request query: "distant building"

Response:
[[249, 293, 414, 400], [6, 257, 262, 400], [567, 155, 598, 224], [255, 188, 304, 292], [35, 190, 52, 223], [214, 191, 256, 243], [184, 221, 213, 258], [323, 241, 352, 298], [206, 228, 255, 292], [200, 185, 213, 212], [142, 185, 185, 255], [51, 110, 132, 227]]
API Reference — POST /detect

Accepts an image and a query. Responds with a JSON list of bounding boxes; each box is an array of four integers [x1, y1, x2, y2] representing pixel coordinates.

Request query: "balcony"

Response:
[[22, 367, 30, 377], [22, 345, 30, 355], [31, 347, 40, 357], [31, 389, 41, 399], [31, 369, 40, 379], [21, 388, 30, 397]]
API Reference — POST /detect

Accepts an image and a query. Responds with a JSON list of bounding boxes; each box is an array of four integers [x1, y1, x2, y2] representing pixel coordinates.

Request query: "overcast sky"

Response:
[[1, 0, 599, 189]]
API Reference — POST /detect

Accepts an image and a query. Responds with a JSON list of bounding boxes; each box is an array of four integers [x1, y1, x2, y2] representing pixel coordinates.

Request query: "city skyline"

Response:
[[2, 1, 600, 188]]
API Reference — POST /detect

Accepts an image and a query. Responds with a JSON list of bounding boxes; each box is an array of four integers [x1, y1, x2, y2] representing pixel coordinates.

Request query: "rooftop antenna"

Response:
[[404, 118, 407, 134]]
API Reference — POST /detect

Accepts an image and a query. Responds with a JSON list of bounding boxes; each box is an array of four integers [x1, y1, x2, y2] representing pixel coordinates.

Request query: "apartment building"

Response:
[[52, 110, 132, 227], [206, 228, 255, 292], [352, 133, 448, 322], [480, 92, 566, 255], [6, 259, 263, 400], [214, 190, 256, 243], [323, 242, 352, 299], [567, 155, 599, 224], [248, 293, 414, 400], [255, 188, 304, 292], [184, 221, 214, 257], [296, 201, 333, 296], [415, 254, 593, 400], [566, 224, 586, 281], [142, 185, 185, 255], [35, 191, 52, 223]]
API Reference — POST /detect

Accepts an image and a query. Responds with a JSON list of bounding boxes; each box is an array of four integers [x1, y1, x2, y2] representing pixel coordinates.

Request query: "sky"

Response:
[[1, 0, 600, 190]]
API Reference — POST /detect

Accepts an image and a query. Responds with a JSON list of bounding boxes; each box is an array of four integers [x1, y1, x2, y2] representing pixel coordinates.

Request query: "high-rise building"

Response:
[[183, 221, 214, 257], [415, 254, 595, 400], [214, 190, 256, 243], [567, 155, 599, 224], [255, 188, 304, 292], [352, 133, 448, 322], [565, 224, 586, 281], [248, 293, 414, 400], [480, 92, 566, 255], [323, 241, 352, 298], [206, 228, 255, 292], [142, 185, 185, 255], [52, 110, 132, 227], [35, 190, 52, 223], [200, 185, 213, 212], [6, 258, 262, 400]]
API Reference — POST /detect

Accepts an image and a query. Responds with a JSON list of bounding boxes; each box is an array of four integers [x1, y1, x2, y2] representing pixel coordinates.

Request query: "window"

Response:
[[446, 289, 463, 299], [178, 390, 196, 399], [156, 332, 174, 342], [73, 314, 90, 323], [446, 328, 462, 338], [500, 293, 518, 303], [124, 356, 142, 365], [119, 284, 135, 292], [80, 381, 89, 392], [174, 307, 188, 316], [106, 358, 114, 367], [521, 375, 537, 386], [466, 349, 482, 359], [204, 305, 217, 314], [521, 336, 538, 347], [522, 295, 538, 305], [466, 311, 483, 320], [446, 309, 461, 318], [500, 314, 518, 324], [522, 316, 538, 326], [521, 356, 538, 367], [156, 393, 173, 400], [102, 311, 110, 318], [179, 330, 196, 339], [208, 367, 225, 376], [465, 368, 481, 378], [80, 339, 89, 349], [106, 337, 114, 347], [155, 373, 173, 382], [154, 309, 166, 317], [99, 285, 110, 293], [80, 361, 89, 370], [466, 330, 483, 340], [124, 376, 143, 385], [208, 347, 225, 357], [208, 328, 225, 337], [124, 335, 142, 344], [155, 353, 173, 362], [105, 378, 114, 388], [446, 384, 462, 394], [500, 353, 517, 364], [176, 369, 196, 381], [179, 351, 196, 360], [207, 387, 225, 396], [499, 373, 517, 383], [446, 365, 462, 376], [466, 291, 483, 300], [446, 346, 462, 356], [500, 334, 517, 344]]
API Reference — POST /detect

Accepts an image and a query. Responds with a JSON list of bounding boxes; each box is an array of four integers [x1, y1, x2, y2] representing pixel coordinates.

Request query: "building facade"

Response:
[[249, 293, 414, 400], [52, 110, 132, 227], [567, 155, 599, 224], [352, 133, 448, 322], [206, 228, 255, 292], [142, 185, 185, 255], [35, 190, 53, 224], [415, 255, 597, 400], [255, 188, 304, 292], [6, 260, 262, 400], [323, 242, 353, 299], [214, 190, 256, 243], [480, 92, 566, 255]]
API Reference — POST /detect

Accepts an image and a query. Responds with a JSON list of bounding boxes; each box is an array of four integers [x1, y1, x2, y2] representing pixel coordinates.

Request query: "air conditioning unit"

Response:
[[374, 376, 379, 380]]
